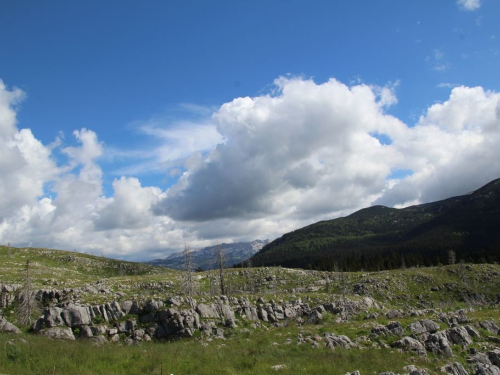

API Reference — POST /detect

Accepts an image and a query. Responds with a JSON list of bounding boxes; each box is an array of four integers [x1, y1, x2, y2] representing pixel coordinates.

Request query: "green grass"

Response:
[[0, 330, 431, 375]]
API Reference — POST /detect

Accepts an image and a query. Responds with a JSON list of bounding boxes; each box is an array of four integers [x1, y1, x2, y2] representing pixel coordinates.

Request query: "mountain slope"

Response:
[[251, 178, 500, 271], [146, 240, 269, 270]]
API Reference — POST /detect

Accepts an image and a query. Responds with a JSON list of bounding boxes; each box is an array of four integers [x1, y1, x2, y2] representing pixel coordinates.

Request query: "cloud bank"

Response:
[[0, 77, 499, 260]]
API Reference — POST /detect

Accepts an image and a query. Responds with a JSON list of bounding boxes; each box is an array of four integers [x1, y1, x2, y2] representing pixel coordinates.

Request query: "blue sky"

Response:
[[0, 0, 499, 259]]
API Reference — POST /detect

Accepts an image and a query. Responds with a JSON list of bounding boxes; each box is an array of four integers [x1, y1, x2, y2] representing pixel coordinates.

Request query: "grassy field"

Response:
[[2, 306, 500, 374], [0, 322, 444, 375]]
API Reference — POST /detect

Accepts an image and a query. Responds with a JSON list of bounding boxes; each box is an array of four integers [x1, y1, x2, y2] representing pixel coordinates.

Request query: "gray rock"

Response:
[[196, 304, 220, 319], [258, 307, 269, 322], [468, 353, 493, 367], [120, 300, 140, 315], [61, 305, 92, 327], [409, 319, 440, 335], [404, 365, 429, 375], [446, 326, 473, 346], [40, 327, 75, 340], [90, 335, 108, 346], [110, 334, 120, 343], [154, 324, 168, 339], [106, 301, 124, 320], [371, 325, 389, 336], [168, 296, 183, 306], [143, 300, 163, 314], [42, 307, 65, 328], [308, 310, 323, 324], [394, 336, 427, 356], [386, 310, 403, 319], [201, 321, 217, 336], [80, 326, 93, 338], [108, 328, 118, 335], [465, 325, 481, 339], [243, 306, 259, 321], [425, 331, 453, 357], [284, 307, 297, 319], [0, 317, 21, 334], [125, 319, 136, 332], [371, 322, 404, 337], [480, 320, 500, 333], [133, 329, 145, 338], [324, 333, 357, 349], [440, 362, 469, 375], [487, 350, 500, 368], [91, 325, 107, 335], [182, 311, 200, 330], [475, 363, 500, 375], [213, 327, 224, 339], [157, 309, 185, 335], [274, 306, 285, 320]]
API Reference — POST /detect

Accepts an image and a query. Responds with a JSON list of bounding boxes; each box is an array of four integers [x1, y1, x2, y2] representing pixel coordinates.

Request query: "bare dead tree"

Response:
[[209, 268, 219, 296], [338, 267, 350, 319], [216, 243, 226, 295], [17, 260, 40, 327], [448, 250, 456, 265], [0, 280, 5, 309], [458, 259, 467, 297], [333, 262, 339, 281], [325, 271, 331, 294], [245, 258, 255, 293], [181, 244, 196, 296]]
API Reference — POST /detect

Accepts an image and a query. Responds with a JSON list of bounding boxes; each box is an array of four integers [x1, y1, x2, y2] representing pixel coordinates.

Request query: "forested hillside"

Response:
[[250, 178, 500, 271]]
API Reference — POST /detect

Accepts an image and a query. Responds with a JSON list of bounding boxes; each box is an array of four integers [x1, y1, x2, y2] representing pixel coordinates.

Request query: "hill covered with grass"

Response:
[[2, 245, 500, 374]]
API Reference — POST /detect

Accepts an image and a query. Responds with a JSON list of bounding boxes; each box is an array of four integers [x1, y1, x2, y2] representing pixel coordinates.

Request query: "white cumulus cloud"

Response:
[[457, 0, 481, 11], [1, 77, 500, 260]]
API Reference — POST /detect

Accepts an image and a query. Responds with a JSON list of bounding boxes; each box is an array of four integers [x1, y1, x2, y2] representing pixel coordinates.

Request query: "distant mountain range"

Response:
[[146, 240, 270, 270], [249, 178, 500, 271]]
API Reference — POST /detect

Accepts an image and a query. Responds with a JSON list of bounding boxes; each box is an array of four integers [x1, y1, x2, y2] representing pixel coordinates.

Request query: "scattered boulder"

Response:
[[468, 353, 493, 367], [61, 304, 92, 327], [324, 333, 357, 350], [80, 326, 93, 338], [386, 310, 403, 319], [475, 363, 500, 375], [409, 319, 440, 335], [425, 331, 453, 357], [371, 322, 403, 338], [90, 335, 108, 346], [403, 365, 429, 375], [40, 307, 65, 328], [307, 310, 323, 324], [143, 300, 163, 314], [0, 317, 21, 334], [446, 326, 473, 346], [40, 327, 75, 340], [388, 321, 404, 336], [196, 304, 220, 319], [394, 336, 426, 356], [480, 320, 500, 334], [271, 364, 287, 371], [440, 362, 469, 375], [487, 349, 500, 368]]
